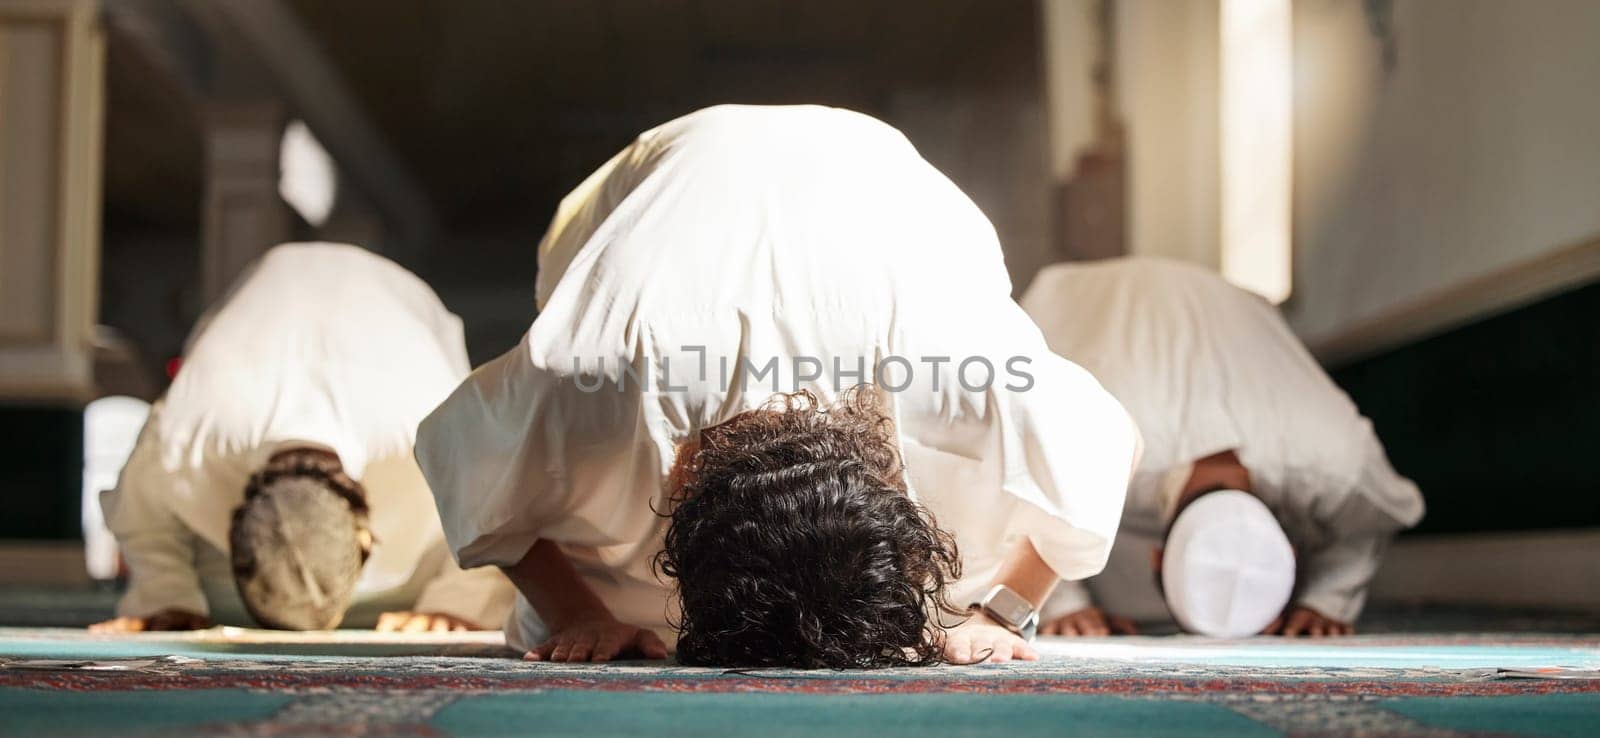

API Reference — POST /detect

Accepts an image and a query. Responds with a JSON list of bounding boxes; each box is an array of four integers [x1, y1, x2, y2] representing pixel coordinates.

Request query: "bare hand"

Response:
[[525, 617, 668, 663], [1039, 606, 1138, 637], [89, 608, 210, 633], [941, 613, 1039, 664], [375, 611, 486, 633], [1263, 605, 1353, 637]]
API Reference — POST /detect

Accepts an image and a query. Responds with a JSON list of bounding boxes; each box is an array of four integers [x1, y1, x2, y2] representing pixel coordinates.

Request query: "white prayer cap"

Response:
[[1161, 490, 1294, 637]]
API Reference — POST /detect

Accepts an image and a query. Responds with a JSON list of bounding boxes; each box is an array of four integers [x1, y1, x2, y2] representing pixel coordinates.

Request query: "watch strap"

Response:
[[971, 584, 1039, 642]]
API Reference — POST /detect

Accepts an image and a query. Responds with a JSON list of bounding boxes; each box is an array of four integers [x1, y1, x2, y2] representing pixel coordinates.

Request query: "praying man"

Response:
[[93, 243, 514, 633], [1021, 257, 1424, 638], [415, 105, 1142, 668]]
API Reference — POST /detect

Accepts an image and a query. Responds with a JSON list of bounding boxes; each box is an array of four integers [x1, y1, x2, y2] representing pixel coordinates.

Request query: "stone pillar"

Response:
[[199, 101, 290, 304], [1117, 0, 1221, 269], [1044, 0, 1128, 263], [0, 0, 105, 402]]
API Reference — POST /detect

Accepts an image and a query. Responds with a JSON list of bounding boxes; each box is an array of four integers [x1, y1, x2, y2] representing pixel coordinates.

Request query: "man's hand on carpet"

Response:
[[375, 611, 483, 633], [89, 608, 210, 633], [942, 613, 1039, 664], [525, 617, 668, 663], [1039, 607, 1138, 637], [1264, 606, 1353, 637]]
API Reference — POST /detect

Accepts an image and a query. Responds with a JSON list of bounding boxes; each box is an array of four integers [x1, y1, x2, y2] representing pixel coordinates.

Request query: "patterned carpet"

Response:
[[2, 627, 1598, 737]]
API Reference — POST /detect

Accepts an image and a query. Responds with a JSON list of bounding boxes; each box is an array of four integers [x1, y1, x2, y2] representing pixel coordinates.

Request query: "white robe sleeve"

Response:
[[101, 424, 209, 618], [414, 338, 664, 570], [1295, 530, 1388, 624], [995, 352, 1142, 583], [410, 552, 518, 628], [1293, 439, 1423, 623]]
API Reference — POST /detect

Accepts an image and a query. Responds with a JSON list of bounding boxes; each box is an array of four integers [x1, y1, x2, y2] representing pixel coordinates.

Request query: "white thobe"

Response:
[[415, 105, 1141, 651], [103, 243, 514, 628], [1021, 257, 1424, 624]]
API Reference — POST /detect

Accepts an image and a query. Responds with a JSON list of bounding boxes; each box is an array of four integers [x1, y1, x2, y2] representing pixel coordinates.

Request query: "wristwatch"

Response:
[[971, 584, 1039, 642]]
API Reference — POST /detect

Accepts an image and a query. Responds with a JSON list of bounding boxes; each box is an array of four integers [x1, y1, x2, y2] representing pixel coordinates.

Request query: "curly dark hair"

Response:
[[656, 387, 962, 669]]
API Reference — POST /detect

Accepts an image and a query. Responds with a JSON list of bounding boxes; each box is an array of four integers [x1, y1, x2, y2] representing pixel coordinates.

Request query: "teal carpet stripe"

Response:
[[431, 692, 1281, 738], [1381, 694, 1600, 738]]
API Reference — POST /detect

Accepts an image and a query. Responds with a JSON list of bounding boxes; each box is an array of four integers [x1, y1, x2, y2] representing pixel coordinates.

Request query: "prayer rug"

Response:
[[3, 627, 1597, 737]]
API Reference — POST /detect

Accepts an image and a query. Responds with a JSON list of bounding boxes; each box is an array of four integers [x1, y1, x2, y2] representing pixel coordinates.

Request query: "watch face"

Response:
[[988, 587, 1034, 625]]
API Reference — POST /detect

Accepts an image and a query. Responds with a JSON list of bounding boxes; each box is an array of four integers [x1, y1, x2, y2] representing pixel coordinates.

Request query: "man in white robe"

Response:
[[1021, 257, 1424, 637], [93, 243, 513, 632], [415, 105, 1141, 667]]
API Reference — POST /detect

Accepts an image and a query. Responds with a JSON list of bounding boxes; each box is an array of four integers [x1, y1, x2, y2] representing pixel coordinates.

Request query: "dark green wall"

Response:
[[1332, 281, 1600, 534], [0, 404, 83, 539]]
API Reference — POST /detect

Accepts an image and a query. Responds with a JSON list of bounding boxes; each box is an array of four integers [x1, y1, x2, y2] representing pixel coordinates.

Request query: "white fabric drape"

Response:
[[104, 243, 512, 627], [1023, 257, 1423, 623], [416, 106, 1141, 648]]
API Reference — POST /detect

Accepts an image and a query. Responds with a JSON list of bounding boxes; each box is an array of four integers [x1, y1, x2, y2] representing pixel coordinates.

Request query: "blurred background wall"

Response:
[[0, 0, 1595, 602], [1290, 0, 1600, 350], [1290, 0, 1600, 540]]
